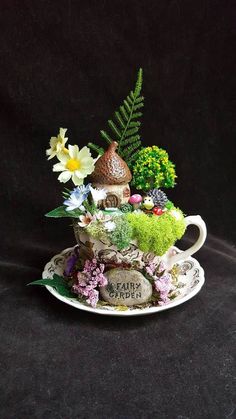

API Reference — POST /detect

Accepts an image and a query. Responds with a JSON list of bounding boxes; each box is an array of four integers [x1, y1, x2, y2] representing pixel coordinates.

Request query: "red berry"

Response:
[[153, 207, 164, 216]]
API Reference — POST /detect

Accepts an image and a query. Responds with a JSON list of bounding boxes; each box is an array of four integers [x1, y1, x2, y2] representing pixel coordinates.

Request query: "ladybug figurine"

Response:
[[153, 207, 164, 216]]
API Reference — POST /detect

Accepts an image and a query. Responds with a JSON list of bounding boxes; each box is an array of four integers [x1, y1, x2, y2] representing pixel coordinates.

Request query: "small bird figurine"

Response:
[[143, 196, 154, 210]]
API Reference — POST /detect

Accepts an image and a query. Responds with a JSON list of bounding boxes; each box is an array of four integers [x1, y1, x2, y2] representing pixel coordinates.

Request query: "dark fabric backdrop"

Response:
[[0, 1, 235, 419]]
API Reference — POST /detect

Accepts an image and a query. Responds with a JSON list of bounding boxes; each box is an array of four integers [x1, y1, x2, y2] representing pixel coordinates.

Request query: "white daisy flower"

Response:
[[46, 128, 68, 160], [53, 145, 96, 186]]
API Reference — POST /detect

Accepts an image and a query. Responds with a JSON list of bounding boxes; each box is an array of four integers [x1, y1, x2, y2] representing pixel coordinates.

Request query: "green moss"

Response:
[[86, 221, 108, 242], [126, 208, 186, 256], [109, 216, 133, 250]]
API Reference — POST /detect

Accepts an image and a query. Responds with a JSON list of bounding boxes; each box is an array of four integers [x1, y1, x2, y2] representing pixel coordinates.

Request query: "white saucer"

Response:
[[42, 246, 205, 317]]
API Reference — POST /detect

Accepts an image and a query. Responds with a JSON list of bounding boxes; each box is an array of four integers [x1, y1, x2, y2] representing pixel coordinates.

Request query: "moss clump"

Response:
[[109, 216, 133, 250], [126, 208, 186, 256], [86, 221, 108, 242]]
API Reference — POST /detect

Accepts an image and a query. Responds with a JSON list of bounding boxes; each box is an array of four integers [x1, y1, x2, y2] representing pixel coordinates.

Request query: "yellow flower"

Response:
[[53, 144, 96, 185], [46, 128, 68, 160]]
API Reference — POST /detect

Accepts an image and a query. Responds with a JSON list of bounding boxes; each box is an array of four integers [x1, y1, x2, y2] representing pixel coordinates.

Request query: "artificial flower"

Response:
[[64, 184, 90, 211], [46, 128, 68, 160], [94, 211, 112, 222], [86, 288, 99, 308], [78, 212, 95, 227], [89, 186, 107, 205], [71, 258, 107, 307], [53, 145, 96, 185], [104, 221, 116, 232], [64, 252, 78, 276]]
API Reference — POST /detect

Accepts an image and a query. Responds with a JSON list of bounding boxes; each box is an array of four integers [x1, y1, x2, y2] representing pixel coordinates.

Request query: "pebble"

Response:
[[100, 268, 153, 306]]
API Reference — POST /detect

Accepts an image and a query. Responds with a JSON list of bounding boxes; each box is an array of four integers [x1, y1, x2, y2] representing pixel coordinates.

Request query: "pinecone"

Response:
[[147, 189, 168, 209]]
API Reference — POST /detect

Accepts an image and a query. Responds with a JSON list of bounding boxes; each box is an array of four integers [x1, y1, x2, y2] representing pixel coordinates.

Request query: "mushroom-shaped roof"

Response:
[[89, 141, 132, 185]]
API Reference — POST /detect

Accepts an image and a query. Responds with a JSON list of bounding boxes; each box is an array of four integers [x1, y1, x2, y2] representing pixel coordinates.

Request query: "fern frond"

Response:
[[100, 130, 112, 144], [131, 112, 142, 119], [124, 100, 131, 112], [124, 127, 139, 138], [126, 148, 142, 166], [115, 111, 125, 129], [108, 120, 121, 139], [123, 135, 140, 145], [129, 121, 141, 127], [127, 96, 133, 105], [99, 68, 144, 166], [134, 68, 143, 96], [120, 105, 129, 121], [133, 102, 144, 111], [88, 142, 104, 155]]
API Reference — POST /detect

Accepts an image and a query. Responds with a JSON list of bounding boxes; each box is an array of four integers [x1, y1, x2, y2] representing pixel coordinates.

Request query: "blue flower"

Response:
[[64, 184, 91, 211]]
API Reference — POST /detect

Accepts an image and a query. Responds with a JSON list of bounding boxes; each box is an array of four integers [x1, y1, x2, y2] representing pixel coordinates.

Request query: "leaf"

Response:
[[135, 96, 144, 104], [127, 96, 133, 105], [131, 112, 143, 119], [108, 120, 121, 139], [88, 142, 104, 155], [115, 111, 125, 129], [119, 105, 128, 121], [27, 274, 76, 298], [45, 206, 83, 218], [124, 127, 139, 137], [100, 130, 112, 144], [134, 68, 143, 96], [133, 102, 144, 111], [129, 121, 141, 127], [124, 99, 131, 112], [123, 135, 140, 145]]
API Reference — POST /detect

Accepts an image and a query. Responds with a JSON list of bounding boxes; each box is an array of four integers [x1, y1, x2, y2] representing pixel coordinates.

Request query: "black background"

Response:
[[0, 1, 235, 418]]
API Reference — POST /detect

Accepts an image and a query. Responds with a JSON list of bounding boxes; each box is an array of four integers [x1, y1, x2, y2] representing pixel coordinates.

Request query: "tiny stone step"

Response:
[[100, 268, 153, 306]]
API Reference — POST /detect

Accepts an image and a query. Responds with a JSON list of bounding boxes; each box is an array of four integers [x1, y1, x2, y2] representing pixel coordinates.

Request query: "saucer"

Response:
[[42, 246, 205, 317]]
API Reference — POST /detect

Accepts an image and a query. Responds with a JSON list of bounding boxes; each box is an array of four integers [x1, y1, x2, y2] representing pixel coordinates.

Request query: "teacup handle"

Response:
[[166, 215, 207, 269]]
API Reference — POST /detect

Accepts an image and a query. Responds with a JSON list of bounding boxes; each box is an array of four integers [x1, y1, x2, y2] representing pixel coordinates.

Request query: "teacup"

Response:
[[73, 215, 207, 271]]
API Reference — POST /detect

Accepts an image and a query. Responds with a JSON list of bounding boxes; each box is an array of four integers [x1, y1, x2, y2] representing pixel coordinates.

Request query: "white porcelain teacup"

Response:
[[73, 215, 207, 271]]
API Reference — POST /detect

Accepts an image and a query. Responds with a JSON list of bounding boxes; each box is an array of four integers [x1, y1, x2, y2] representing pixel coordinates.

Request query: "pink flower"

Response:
[[86, 288, 99, 308], [78, 212, 95, 227], [71, 258, 108, 307], [145, 262, 156, 276]]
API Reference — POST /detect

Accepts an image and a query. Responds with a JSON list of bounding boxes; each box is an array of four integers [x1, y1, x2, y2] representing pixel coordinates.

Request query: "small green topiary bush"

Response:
[[126, 208, 186, 256]]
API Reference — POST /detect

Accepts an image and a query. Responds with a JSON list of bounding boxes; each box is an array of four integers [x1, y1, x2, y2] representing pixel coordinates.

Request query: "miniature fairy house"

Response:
[[89, 141, 132, 208]]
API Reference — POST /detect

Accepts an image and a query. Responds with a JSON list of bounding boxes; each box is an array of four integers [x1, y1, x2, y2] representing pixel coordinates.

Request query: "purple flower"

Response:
[[64, 253, 78, 276]]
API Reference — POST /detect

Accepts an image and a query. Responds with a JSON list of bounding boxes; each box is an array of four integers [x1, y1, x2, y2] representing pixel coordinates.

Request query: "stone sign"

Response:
[[100, 268, 153, 306]]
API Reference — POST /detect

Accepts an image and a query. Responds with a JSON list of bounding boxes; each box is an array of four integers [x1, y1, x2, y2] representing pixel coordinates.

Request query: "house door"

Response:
[[105, 193, 120, 208]]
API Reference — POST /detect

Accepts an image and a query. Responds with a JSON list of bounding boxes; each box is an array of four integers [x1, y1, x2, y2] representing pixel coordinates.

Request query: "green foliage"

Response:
[[45, 205, 83, 218], [165, 200, 174, 209], [131, 146, 177, 191], [126, 208, 186, 256], [86, 221, 108, 242], [27, 274, 76, 298], [109, 216, 133, 250], [89, 68, 144, 166], [87, 142, 104, 155], [120, 203, 133, 213]]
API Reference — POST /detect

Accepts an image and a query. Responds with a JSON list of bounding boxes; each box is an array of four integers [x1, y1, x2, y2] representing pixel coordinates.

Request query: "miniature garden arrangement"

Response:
[[29, 69, 207, 313]]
